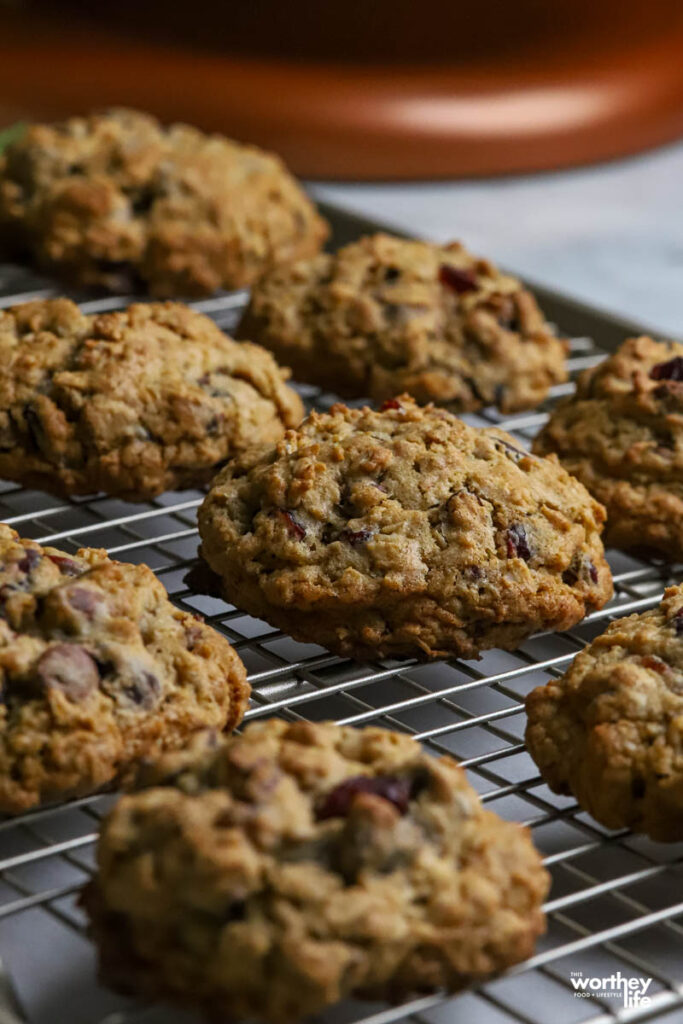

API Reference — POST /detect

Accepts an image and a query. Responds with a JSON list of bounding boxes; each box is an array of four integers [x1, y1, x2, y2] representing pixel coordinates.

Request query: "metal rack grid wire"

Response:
[[0, 205, 682, 1024]]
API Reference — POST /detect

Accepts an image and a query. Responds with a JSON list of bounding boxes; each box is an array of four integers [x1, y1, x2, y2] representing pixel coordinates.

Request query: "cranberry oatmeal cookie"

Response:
[[533, 336, 683, 559], [198, 396, 612, 661], [0, 298, 303, 500], [526, 584, 683, 842], [85, 720, 549, 1022], [238, 232, 567, 412], [0, 525, 249, 814], [0, 108, 328, 296]]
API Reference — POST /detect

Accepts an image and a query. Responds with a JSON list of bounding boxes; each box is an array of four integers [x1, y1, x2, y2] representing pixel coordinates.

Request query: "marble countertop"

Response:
[[312, 139, 683, 338]]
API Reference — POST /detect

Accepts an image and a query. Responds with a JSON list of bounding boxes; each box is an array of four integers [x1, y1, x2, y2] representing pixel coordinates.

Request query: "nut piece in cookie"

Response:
[[0, 109, 328, 296], [527, 583, 683, 842], [533, 335, 683, 560], [238, 232, 567, 413], [198, 395, 612, 661], [0, 524, 249, 813], [84, 720, 549, 1023], [0, 298, 304, 500]]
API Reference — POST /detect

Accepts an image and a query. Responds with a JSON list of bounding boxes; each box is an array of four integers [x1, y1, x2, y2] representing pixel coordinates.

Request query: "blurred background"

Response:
[[0, 0, 682, 330]]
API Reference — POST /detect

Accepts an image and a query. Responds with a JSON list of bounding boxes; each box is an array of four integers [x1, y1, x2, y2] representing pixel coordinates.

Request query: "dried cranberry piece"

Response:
[[650, 357, 683, 382], [47, 554, 82, 576], [563, 556, 599, 587], [506, 523, 532, 561], [34, 644, 99, 702], [17, 548, 41, 574], [124, 671, 161, 709], [339, 528, 374, 546], [641, 655, 669, 675], [380, 398, 403, 412], [673, 611, 683, 635], [438, 264, 477, 295], [272, 508, 306, 540], [66, 587, 101, 618], [316, 774, 413, 820]]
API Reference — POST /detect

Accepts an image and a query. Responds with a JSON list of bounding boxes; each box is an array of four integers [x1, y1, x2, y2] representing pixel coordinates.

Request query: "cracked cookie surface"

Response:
[[533, 336, 683, 559], [85, 719, 549, 1023], [198, 395, 612, 661], [526, 583, 683, 841], [0, 525, 249, 813], [238, 232, 567, 412], [0, 298, 304, 500], [0, 108, 328, 296]]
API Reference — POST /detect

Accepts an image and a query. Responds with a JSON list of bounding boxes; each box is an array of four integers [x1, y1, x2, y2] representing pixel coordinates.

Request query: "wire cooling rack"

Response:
[[0, 204, 682, 1024]]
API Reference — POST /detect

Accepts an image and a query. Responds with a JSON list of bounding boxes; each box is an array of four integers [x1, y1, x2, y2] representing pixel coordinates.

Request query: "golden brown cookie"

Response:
[[85, 720, 549, 1023], [238, 232, 567, 412], [0, 298, 304, 500], [198, 395, 612, 661], [0, 108, 328, 296], [0, 525, 249, 814], [533, 335, 683, 559], [526, 583, 683, 842]]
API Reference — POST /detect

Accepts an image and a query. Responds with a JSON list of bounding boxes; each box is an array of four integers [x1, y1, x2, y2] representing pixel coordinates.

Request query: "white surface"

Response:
[[312, 140, 683, 338]]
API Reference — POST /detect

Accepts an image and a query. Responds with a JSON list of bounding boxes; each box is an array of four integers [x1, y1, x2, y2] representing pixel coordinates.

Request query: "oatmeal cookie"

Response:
[[526, 584, 683, 841], [0, 108, 328, 296], [238, 232, 567, 412], [0, 298, 303, 500], [85, 720, 549, 1022], [198, 395, 612, 661], [533, 336, 683, 559], [0, 525, 249, 814]]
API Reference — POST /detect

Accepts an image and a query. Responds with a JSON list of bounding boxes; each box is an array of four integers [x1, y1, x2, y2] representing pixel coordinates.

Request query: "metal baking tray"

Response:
[[0, 202, 681, 1024]]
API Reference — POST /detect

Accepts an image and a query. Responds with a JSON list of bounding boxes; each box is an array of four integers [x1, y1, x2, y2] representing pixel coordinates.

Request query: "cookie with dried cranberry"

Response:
[[0, 108, 328, 296], [84, 719, 549, 1022], [237, 232, 567, 412], [0, 524, 249, 813], [0, 298, 303, 501], [526, 584, 683, 841], [198, 395, 612, 661], [533, 336, 683, 559]]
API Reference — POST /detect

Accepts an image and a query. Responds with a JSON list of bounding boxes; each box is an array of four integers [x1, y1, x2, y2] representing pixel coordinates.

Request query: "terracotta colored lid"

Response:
[[1, 4, 683, 179]]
